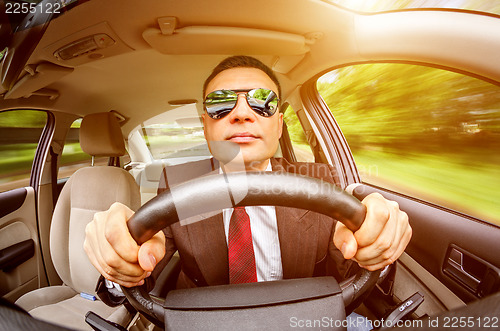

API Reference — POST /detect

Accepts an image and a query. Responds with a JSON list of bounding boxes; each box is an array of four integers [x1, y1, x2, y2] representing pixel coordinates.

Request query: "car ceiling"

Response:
[[1, 0, 500, 135]]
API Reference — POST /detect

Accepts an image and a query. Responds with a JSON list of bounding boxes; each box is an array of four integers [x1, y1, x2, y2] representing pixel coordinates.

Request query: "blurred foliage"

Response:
[[0, 143, 37, 176], [0, 109, 46, 128], [283, 106, 309, 147], [317, 63, 500, 224], [318, 64, 500, 160], [0, 110, 47, 183], [283, 106, 314, 162]]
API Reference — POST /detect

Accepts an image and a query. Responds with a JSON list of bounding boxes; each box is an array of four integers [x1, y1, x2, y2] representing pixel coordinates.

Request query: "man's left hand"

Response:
[[333, 192, 412, 271]]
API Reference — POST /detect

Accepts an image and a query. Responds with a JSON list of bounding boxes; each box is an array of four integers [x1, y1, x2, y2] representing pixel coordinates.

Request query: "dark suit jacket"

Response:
[[156, 157, 356, 289]]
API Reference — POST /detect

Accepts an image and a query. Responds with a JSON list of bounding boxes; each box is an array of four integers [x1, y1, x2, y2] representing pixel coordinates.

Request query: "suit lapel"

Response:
[[186, 213, 229, 285], [276, 206, 320, 279], [271, 158, 320, 279]]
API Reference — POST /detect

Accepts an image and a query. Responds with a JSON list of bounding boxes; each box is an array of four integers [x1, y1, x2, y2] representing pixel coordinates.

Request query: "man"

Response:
[[84, 56, 411, 292]]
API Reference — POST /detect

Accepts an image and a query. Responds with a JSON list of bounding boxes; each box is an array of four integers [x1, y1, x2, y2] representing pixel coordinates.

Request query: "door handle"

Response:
[[0, 239, 34, 272], [443, 245, 500, 297], [444, 247, 481, 291]]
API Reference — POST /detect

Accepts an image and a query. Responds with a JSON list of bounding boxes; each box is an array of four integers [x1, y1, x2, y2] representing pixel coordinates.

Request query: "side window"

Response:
[[0, 110, 47, 192], [282, 105, 314, 162], [317, 64, 500, 225]]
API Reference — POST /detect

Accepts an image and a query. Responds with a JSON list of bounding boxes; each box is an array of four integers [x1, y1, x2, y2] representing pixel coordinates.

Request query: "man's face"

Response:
[[202, 67, 283, 170]]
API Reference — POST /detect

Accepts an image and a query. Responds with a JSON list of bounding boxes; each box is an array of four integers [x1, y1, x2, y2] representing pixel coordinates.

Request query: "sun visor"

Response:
[[4, 62, 72, 99], [1, 0, 58, 90], [143, 26, 310, 56]]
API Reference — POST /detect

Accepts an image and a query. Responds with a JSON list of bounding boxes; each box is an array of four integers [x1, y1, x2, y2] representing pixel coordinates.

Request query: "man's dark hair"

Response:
[[203, 56, 281, 98]]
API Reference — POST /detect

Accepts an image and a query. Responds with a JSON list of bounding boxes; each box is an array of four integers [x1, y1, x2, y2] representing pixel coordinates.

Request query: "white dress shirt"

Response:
[[222, 161, 283, 282]]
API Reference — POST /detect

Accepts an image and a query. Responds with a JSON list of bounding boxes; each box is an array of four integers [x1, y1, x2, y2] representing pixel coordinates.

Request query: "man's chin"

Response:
[[207, 140, 241, 164], [207, 140, 271, 171]]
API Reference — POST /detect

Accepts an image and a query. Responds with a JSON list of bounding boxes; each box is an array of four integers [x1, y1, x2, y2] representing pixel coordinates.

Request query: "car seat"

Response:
[[15, 112, 141, 330]]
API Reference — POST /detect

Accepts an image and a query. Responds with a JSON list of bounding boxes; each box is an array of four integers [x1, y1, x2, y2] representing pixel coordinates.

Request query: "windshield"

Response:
[[329, 0, 500, 16]]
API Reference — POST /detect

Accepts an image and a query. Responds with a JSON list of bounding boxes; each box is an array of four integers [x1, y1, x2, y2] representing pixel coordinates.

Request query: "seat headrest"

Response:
[[79, 112, 126, 157]]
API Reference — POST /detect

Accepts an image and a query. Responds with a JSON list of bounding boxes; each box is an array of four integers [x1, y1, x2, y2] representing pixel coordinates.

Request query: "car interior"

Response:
[[13, 112, 139, 329], [1, 0, 499, 330]]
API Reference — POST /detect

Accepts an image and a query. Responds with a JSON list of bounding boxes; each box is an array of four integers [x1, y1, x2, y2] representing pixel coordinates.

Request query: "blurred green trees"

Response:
[[0, 110, 47, 178], [317, 63, 500, 224], [318, 64, 500, 159]]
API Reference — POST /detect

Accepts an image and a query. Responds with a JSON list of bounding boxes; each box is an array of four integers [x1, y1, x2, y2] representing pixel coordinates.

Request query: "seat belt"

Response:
[[49, 144, 61, 208]]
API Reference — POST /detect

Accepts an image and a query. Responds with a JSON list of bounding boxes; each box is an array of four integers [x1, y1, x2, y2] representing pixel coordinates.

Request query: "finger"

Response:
[[357, 212, 411, 269], [84, 233, 103, 274], [91, 215, 146, 279], [104, 203, 139, 264], [354, 201, 401, 262], [354, 193, 391, 247], [86, 217, 147, 281], [86, 241, 146, 287], [89, 206, 149, 279], [333, 222, 358, 259], [101, 267, 149, 288], [84, 218, 99, 266], [138, 230, 166, 272], [97, 240, 147, 278], [359, 224, 412, 271], [90, 246, 148, 285], [85, 215, 115, 275]]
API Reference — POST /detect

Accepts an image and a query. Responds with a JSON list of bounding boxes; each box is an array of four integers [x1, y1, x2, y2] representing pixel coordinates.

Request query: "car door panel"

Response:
[[0, 187, 45, 302], [394, 252, 465, 318], [348, 183, 500, 304]]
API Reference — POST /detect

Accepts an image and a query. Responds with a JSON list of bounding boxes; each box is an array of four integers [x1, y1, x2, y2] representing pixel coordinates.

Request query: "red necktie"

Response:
[[228, 206, 257, 284]]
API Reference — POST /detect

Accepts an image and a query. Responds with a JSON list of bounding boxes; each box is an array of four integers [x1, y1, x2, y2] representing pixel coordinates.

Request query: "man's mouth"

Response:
[[227, 132, 259, 143]]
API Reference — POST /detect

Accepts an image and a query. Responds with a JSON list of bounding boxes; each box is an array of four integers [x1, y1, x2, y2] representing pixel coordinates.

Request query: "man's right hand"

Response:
[[84, 202, 166, 287]]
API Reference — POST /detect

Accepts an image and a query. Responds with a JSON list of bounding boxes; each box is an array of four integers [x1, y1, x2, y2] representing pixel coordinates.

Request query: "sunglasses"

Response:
[[204, 88, 279, 119]]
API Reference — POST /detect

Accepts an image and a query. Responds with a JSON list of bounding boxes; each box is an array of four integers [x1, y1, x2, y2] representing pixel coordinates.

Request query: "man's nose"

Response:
[[227, 94, 256, 123]]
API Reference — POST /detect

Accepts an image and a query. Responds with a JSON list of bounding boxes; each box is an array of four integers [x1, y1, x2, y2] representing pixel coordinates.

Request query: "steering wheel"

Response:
[[122, 172, 380, 328]]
